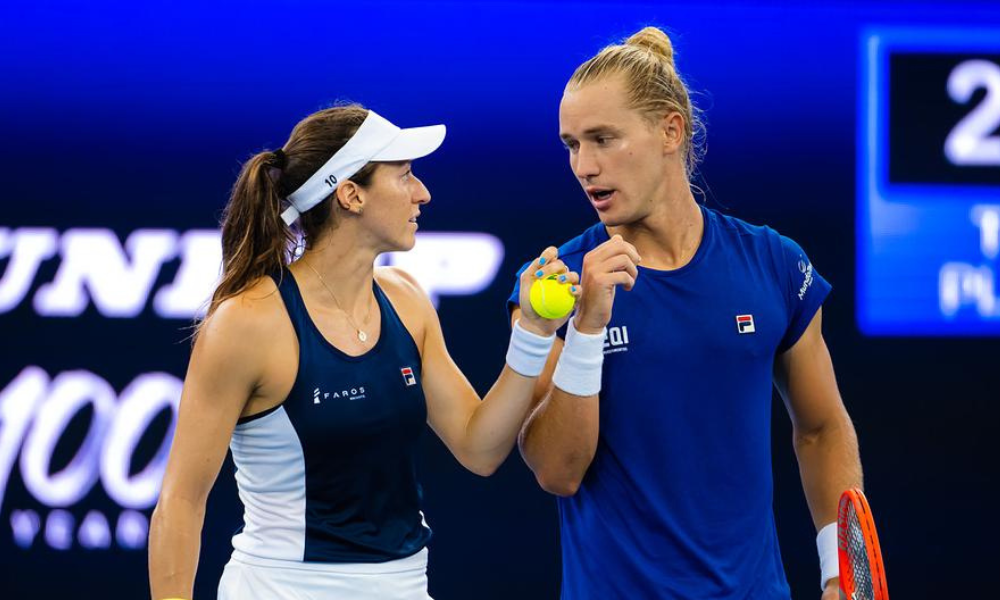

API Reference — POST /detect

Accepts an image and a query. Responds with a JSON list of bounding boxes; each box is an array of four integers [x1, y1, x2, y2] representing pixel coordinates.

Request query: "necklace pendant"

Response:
[[357, 330, 368, 343]]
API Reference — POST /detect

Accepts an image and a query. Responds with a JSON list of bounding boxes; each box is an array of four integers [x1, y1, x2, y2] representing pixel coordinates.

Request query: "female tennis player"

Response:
[[148, 104, 577, 600]]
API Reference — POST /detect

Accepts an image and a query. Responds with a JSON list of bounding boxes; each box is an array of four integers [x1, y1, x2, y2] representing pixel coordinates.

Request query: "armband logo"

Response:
[[797, 258, 814, 300]]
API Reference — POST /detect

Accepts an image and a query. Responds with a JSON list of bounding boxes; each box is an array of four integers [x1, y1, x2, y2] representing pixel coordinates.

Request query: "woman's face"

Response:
[[358, 161, 431, 252]]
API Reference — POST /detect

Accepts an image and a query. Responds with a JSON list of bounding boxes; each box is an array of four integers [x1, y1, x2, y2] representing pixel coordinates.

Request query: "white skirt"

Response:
[[218, 548, 433, 600]]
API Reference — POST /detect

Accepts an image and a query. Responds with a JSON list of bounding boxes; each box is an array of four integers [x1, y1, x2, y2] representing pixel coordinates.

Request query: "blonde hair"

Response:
[[569, 26, 705, 176]]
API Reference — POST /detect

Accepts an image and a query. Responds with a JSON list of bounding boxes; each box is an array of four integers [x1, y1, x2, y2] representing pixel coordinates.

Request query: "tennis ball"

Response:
[[529, 275, 576, 319]]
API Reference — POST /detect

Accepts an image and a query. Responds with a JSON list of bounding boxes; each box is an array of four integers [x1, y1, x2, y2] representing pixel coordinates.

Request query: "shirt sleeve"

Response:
[[775, 233, 832, 353]]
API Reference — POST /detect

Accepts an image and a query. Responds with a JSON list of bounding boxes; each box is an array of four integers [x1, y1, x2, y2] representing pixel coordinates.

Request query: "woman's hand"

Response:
[[517, 246, 581, 337]]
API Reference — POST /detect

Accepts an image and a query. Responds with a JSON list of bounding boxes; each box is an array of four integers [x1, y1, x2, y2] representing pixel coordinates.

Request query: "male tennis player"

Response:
[[509, 27, 864, 599]]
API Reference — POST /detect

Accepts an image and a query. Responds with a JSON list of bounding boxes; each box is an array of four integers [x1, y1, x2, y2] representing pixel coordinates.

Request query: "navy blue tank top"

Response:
[[228, 270, 431, 564]]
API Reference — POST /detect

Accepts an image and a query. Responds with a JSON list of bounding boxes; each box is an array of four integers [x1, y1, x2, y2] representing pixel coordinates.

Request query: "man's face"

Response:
[[559, 74, 674, 227]]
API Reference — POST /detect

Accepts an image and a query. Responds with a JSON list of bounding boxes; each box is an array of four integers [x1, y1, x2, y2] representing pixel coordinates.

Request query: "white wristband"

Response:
[[817, 521, 838, 591], [505, 319, 556, 377], [551, 318, 605, 397]]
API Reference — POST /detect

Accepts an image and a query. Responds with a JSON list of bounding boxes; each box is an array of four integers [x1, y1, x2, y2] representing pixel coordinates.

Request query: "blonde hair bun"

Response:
[[568, 24, 703, 176], [625, 26, 674, 66]]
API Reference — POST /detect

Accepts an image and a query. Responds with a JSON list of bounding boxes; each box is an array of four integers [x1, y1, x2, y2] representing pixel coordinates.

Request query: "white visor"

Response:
[[281, 110, 446, 225]]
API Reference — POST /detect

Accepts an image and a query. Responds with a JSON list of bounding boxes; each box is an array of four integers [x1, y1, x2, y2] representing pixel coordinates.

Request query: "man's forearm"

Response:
[[519, 388, 600, 496], [794, 411, 863, 529]]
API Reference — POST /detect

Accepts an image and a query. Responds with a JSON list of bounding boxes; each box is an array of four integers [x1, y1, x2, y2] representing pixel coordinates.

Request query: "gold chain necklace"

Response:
[[302, 260, 374, 343]]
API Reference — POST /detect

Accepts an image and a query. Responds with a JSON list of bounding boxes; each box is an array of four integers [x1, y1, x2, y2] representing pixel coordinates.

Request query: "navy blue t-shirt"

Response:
[[508, 206, 831, 599]]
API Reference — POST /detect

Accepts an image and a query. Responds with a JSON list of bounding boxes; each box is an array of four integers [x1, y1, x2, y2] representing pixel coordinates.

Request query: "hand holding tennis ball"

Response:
[[518, 247, 581, 336], [530, 276, 576, 319]]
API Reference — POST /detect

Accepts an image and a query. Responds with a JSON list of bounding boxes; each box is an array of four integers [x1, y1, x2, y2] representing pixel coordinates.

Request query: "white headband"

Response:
[[281, 110, 446, 225]]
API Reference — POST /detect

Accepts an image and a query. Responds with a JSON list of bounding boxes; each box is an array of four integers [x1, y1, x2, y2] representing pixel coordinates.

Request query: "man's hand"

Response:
[[573, 234, 640, 334], [822, 577, 845, 600]]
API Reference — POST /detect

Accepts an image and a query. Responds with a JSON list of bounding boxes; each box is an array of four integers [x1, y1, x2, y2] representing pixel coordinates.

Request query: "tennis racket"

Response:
[[838, 487, 889, 600]]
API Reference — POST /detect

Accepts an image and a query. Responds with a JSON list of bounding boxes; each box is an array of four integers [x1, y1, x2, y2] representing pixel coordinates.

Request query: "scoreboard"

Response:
[[858, 27, 1000, 335]]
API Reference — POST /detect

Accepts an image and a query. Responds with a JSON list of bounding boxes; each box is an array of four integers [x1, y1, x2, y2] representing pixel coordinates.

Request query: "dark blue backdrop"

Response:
[[2, 1, 999, 598]]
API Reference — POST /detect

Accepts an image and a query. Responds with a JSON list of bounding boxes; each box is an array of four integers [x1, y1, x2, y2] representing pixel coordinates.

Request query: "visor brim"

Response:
[[371, 124, 446, 162]]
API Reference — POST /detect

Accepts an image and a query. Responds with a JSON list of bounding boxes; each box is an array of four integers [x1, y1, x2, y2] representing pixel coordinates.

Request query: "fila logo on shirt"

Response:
[[401, 367, 417, 387], [603, 326, 630, 354], [736, 314, 756, 334], [313, 385, 367, 403]]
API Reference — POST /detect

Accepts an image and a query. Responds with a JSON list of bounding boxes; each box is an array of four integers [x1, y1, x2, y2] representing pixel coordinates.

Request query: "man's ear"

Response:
[[661, 111, 685, 154]]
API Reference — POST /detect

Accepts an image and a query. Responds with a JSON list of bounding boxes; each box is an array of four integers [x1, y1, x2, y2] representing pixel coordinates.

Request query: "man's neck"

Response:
[[607, 188, 704, 272]]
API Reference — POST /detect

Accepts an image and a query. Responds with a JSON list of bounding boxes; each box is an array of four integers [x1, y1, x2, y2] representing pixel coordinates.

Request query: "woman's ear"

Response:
[[335, 181, 365, 215]]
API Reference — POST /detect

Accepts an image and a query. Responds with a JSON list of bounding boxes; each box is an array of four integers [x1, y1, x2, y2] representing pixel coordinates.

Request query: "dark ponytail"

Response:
[[199, 104, 380, 330], [209, 149, 294, 317]]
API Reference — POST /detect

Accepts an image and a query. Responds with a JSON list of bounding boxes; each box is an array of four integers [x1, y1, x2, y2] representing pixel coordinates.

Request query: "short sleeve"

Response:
[[775, 234, 831, 353]]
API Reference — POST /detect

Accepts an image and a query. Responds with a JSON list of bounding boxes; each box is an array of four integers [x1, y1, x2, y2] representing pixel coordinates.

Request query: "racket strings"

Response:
[[845, 501, 876, 599]]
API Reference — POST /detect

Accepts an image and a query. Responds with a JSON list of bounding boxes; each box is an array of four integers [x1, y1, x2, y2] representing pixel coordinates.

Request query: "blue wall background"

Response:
[[2, 1, 999, 598]]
